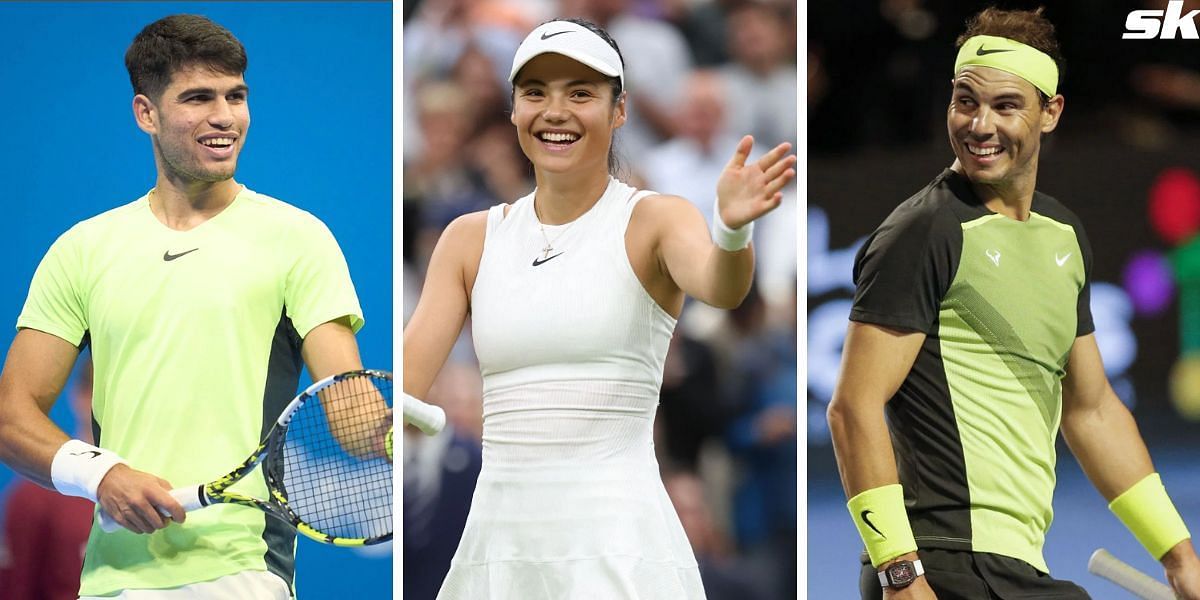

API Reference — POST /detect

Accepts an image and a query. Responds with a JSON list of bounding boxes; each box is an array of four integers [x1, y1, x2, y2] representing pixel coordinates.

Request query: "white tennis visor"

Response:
[[508, 20, 624, 89]]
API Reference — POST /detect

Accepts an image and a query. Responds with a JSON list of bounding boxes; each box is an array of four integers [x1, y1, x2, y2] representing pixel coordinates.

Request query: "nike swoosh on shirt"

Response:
[[532, 252, 564, 267], [163, 248, 200, 261]]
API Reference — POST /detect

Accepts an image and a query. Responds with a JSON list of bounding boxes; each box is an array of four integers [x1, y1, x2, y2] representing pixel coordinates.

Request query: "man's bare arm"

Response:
[[0, 329, 182, 533], [301, 318, 364, 381], [828, 321, 936, 599], [1062, 334, 1200, 598], [0, 329, 79, 487], [1060, 334, 1153, 498], [828, 322, 925, 496]]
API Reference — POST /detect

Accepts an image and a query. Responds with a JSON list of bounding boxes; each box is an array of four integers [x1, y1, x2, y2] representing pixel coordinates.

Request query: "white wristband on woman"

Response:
[[712, 198, 754, 252], [51, 439, 127, 502]]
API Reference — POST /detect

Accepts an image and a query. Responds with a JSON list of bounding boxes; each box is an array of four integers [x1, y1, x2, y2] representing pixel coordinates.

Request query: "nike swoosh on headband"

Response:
[[976, 46, 1013, 56]]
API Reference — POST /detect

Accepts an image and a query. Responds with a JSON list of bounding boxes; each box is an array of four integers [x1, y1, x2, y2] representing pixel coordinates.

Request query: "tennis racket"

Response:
[[402, 391, 446, 435], [1088, 548, 1175, 600], [97, 369, 393, 546]]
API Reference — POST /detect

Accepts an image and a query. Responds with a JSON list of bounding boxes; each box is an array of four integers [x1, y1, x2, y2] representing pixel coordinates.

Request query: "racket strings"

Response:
[[278, 373, 393, 542]]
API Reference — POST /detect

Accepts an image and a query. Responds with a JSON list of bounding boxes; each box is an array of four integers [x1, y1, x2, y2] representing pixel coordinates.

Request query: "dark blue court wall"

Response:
[[0, 3, 392, 597]]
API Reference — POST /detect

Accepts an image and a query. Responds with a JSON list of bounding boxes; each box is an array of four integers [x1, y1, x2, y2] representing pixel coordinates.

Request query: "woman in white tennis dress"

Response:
[[403, 17, 795, 599]]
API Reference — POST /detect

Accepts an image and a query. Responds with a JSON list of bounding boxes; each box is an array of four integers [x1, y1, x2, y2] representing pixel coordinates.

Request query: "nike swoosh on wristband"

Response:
[[861, 510, 886, 538], [540, 31, 571, 40], [532, 252, 564, 267], [163, 248, 200, 261], [976, 46, 1014, 56], [70, 451, 102, 459]]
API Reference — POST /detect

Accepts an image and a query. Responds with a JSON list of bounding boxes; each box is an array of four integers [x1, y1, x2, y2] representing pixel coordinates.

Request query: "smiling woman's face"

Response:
[[510, 53, 625, 176]]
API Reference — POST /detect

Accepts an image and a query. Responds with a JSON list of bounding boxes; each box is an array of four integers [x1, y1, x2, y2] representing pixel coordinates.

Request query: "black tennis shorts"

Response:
[[858, 548, 1091, 599]]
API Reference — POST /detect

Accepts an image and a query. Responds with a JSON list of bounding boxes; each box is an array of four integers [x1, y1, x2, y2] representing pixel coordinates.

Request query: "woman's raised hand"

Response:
[[715, 135, 796, 230]]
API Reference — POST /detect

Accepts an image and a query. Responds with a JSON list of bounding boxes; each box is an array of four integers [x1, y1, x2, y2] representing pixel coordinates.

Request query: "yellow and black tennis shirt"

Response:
[[17, 187, 363, 596], [850, 169, 1093, 573]]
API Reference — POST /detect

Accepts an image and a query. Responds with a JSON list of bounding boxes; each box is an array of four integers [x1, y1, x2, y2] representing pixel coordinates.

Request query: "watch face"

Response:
[[888, 561, 916, 586]]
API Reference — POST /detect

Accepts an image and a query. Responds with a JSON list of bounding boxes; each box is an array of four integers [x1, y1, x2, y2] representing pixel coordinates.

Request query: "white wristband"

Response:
[[50, 439, 127, 502], [712, 198, 754, 251]]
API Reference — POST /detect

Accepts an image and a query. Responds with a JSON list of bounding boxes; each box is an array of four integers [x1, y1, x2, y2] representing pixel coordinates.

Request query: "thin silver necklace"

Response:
[[533, 201, 575, 259]]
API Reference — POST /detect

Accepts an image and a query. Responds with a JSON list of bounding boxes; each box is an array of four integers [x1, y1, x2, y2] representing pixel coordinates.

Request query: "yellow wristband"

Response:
[[1109, 473, 1191, 560], [847, 484, 918, 567]]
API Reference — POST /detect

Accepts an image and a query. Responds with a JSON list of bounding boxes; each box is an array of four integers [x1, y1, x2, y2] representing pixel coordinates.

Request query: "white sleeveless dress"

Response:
[[436, 177, 706, 599]]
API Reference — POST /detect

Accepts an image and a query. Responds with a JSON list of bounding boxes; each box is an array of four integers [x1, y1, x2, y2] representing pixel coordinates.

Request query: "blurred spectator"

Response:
[[467, 118, 534, 206], [402, 0, 531, 160], [724, 287, 797, 600], [402, 0, 533, 84], [719, 2, 797, 150], [405, 80, 502, 269], [641, 69, 742, 222], [451, 43, 510, 125], [659, 0, 740, 67], [640, 69, 796, 310], [656, 327, 733, 471], [0, 359, 95, 600], [664, 470, 771, 600], [405, 80, 478, 202], [402, 361, 484, 600]]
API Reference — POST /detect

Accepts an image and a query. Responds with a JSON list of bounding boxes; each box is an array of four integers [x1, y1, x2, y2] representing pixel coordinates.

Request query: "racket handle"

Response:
[[97, 486, 206, 533], [171, 485, 205, 512], [1088, 548, 1175, 600], [403, 392, 446, 435]]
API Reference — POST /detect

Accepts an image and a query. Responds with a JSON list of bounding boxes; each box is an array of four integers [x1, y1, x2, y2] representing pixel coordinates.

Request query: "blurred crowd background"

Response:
[[810, 1, 1200, 597], [400, 0, 798, 598]]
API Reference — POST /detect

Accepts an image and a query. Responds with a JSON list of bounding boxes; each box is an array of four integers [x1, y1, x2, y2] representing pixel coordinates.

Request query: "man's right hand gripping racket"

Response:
[[98, 370, 394, 546]]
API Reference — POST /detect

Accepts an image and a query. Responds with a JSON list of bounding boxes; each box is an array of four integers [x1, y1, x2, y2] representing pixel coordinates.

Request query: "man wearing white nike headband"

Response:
[[402, 17, 795, 599], [828, 7, 1200, 599]]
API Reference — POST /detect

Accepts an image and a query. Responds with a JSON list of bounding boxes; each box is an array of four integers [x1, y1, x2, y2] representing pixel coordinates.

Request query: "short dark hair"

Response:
[[956, 6, 1064, 101], [125, 15, 247, 102]]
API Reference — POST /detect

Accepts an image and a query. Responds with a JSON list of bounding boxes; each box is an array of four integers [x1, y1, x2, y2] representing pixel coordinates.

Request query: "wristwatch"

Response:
[[878, 559, 924, 589]]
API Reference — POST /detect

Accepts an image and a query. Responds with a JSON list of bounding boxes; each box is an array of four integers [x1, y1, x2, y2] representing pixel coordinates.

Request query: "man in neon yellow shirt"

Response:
[[0, 15, 369, 599], [829, 6, 1200, 599]]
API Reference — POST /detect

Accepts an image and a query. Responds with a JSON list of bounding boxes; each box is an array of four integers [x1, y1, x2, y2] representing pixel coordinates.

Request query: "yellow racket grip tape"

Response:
[[1110, 473, 1191, 560], [847, 484, 918, 567]]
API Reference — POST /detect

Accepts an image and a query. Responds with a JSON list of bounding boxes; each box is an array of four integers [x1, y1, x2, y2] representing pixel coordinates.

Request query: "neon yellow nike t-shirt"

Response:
[[17, 187, 363, 596]]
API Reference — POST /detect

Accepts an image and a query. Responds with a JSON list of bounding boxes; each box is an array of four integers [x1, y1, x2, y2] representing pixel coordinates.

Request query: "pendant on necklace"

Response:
[[542, 244, 553, 259]]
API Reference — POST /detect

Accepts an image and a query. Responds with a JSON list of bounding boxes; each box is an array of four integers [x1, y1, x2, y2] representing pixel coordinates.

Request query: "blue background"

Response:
[[0, 3, 392, 597]]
